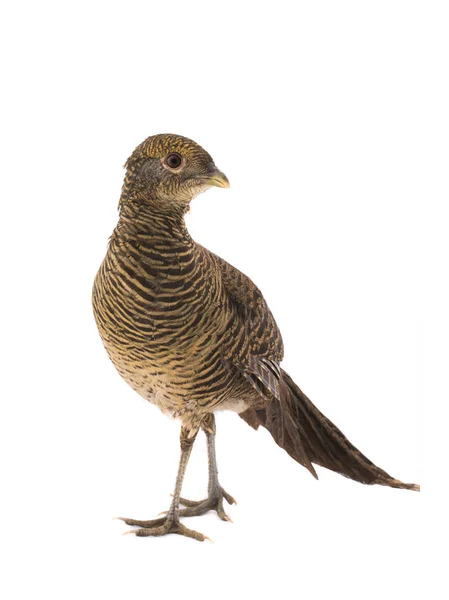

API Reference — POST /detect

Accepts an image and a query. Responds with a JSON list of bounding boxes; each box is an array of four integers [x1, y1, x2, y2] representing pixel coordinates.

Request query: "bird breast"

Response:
[[92, 234, 233, 417]]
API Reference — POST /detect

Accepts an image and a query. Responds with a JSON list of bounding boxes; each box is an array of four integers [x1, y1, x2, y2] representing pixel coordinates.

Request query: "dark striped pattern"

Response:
[[92, 198, 274, 430]]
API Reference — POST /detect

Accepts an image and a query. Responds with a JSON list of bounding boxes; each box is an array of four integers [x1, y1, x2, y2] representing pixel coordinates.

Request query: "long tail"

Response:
[[240, 369, 419, 491]]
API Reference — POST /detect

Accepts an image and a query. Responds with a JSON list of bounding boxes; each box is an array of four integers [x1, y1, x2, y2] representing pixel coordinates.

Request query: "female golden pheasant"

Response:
[[92, 133, 419, 541]]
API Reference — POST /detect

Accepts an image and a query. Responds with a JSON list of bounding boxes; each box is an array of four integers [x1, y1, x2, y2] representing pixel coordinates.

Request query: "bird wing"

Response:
[[207, 250, 284, 400]]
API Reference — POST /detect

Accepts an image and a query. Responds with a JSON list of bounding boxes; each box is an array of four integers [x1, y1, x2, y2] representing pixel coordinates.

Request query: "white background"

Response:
[[1, 1, 445, 599]]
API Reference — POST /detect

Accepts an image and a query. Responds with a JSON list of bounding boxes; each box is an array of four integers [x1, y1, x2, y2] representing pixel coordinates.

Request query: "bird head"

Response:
[[119, 134, 229, 213]]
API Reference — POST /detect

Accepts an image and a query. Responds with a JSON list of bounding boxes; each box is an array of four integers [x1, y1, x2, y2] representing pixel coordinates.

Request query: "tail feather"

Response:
[[240, 369, 419, 491]]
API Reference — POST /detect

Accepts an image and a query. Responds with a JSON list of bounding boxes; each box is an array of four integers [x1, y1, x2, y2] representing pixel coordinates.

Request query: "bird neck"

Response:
[[114, 196, 193, 247]]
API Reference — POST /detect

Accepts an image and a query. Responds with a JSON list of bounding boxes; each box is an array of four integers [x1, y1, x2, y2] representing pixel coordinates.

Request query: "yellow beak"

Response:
[[203, 170, 230, 188]]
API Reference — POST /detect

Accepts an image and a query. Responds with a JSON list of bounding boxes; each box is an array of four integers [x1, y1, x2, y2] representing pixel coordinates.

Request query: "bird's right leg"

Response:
[[119, 425, 209, 541], [178, 413, 236, 522]]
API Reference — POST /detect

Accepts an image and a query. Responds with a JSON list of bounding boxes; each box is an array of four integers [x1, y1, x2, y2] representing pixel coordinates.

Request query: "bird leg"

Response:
[[179, 414, 236, 522], [119, 426, 210, 541]]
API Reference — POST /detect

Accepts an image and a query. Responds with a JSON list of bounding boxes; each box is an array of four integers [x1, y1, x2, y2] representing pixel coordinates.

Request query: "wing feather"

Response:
[[206, 249, 284, 400]]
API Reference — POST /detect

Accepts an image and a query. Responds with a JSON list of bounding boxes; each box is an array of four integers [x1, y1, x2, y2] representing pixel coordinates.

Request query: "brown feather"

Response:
[[240, 369, 419, 491]]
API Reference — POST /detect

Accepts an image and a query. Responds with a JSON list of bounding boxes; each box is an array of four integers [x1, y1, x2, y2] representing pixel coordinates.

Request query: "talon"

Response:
[[117, 513, 209, 541], [179, 497, 204, 508], [221, 514, 233, 523], [175, 488, 236, 522], [222, 490, 237, 505]]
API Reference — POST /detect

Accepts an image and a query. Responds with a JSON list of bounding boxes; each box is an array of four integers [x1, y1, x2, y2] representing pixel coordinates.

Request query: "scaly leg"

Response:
[[179, 414, 236, 522], [119, 426, 209, 541]]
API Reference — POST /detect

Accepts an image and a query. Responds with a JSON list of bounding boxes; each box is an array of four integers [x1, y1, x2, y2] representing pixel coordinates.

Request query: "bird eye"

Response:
[[164, 153, 183, 169]]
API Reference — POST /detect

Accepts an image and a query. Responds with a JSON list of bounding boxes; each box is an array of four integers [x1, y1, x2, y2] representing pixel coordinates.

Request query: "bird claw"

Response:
[[221, 489, 237, 505], [179, 486, 236, 508], [119, 515, 210, 542], [220, 513, 233, 523], [178, 487, 235, 522]]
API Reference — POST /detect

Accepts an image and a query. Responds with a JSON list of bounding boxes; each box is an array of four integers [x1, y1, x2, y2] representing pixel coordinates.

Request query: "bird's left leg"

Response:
[[119, 425, 209, 541], [178, 414, 236, 522]]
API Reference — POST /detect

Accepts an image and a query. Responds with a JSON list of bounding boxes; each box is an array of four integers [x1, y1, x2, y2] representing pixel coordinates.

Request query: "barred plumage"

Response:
[[92, 133, 419, 541], [93, 208, 270, 426]]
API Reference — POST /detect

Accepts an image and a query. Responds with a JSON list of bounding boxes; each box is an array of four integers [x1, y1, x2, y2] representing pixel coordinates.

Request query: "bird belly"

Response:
[[99, 330, 226, 413], [215, 399, 249, 413], [94, 297, 236, 420]]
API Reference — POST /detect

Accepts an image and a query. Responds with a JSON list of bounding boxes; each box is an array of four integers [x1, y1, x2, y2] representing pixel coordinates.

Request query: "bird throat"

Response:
[[116, 195, 191, 244]]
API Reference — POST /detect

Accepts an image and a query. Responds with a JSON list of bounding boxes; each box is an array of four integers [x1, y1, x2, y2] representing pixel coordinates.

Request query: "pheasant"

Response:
[[92, 133, 419, 541]]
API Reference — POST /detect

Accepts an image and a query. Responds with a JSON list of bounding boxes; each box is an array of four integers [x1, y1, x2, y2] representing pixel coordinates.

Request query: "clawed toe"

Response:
[[120, 516, 210, 542], [178, 487, 235, 522], [178, 497, 205, 508], [118, 484, 235, 539], [118, 515, 167, 528], [221, 489, 237, 505]]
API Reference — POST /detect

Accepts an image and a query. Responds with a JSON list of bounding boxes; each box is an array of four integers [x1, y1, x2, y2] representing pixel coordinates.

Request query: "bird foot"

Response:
[[178, 487, 236, 522], [118, 515, 210, 542]]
